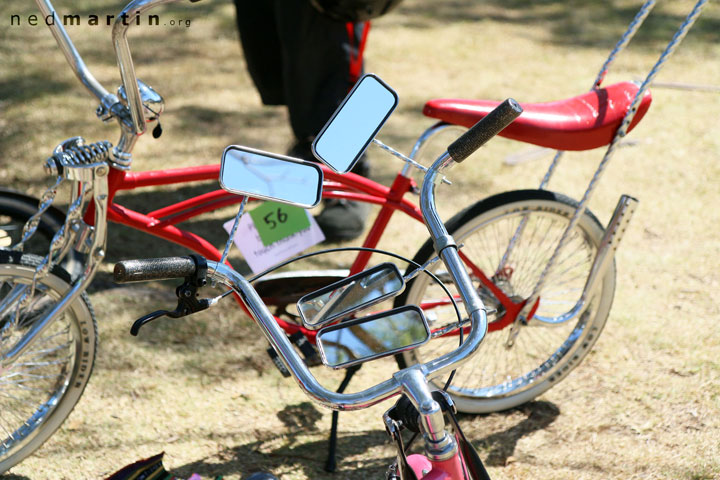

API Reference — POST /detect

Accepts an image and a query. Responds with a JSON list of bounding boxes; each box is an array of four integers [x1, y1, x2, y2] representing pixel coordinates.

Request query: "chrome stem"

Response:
[[112, 0, 181, 134], [393, 367, 456, 461]]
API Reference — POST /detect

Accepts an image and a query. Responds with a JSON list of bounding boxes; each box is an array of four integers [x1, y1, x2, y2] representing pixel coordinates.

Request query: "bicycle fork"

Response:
[[1, 139, 110, 366]]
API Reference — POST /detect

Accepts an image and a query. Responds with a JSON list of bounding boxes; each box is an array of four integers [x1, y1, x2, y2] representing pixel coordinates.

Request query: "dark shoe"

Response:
[[315, 199, 369, 243], [289, 138, 372, 242]]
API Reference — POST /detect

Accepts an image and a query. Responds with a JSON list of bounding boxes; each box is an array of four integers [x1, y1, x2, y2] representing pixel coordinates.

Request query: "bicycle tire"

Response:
[[0, 250, 98, 473], [0, 190, 83, 278], [395, 189, 616, 413]]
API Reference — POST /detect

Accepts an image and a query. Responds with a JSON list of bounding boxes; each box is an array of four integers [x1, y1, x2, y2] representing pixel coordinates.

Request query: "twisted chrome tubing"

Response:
[[112, 0, 181, 135], [592, 0, 656, 89], [1, 172, 109, 364], [539, 0, 656, 190]]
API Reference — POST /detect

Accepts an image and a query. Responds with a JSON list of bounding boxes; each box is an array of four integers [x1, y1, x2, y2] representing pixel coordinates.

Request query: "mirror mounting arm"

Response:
[[371, 139, 452, 185]]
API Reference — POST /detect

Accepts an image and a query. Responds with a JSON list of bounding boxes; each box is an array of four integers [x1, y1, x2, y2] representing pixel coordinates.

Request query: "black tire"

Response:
[[395, 190, 616, 413], [0, 189, 84, 278], [0, 250, 98, 472]]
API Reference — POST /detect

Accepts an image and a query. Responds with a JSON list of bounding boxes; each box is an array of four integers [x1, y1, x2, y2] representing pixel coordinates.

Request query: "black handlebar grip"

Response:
[[447, 98, 523, 163], [113, 256, 198, 283]]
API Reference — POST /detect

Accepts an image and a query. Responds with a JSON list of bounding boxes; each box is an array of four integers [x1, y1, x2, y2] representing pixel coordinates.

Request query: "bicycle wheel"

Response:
[[396, 190, 615, 413], [0, 189, 84, 278], [0, 189, 64, 252], [0, 250, 97, 473]]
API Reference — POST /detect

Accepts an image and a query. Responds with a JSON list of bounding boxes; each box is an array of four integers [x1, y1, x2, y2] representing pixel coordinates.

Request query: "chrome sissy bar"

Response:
[[508, 0, 710, 345]]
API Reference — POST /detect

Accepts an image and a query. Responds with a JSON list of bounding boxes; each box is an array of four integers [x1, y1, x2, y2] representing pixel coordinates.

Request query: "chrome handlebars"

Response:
[[112, 0, 180, 135], [221, 101, 522, 412], [201, 152, 490, 413], [34, 0, 113, 105], [34, 0, 189, 139]]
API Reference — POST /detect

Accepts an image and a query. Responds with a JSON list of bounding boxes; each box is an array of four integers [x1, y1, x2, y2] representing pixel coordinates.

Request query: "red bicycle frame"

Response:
[[82, 160, 525, 340], [82, 162, 432, 337]]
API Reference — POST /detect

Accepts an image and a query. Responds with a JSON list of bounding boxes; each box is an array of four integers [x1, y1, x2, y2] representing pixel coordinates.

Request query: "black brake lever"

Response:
[[130, 255, 210, 336], [131, 310, 171, 336]]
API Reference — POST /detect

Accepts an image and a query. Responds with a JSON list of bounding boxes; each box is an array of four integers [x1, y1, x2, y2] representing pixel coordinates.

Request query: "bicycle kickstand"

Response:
[[325, 364, 362, 473]]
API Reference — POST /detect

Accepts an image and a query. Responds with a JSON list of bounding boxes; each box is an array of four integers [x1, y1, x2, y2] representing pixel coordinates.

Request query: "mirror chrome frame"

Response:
[[219, 145, 324, 208], [297, 262, 405, 330], [311, 73, 398, 174], [315, 305, 430, 370]]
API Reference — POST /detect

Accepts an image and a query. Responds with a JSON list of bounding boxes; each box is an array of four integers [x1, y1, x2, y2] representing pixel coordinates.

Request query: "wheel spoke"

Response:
[[0, 252, 96, 469], [398, 192, 614, 413]]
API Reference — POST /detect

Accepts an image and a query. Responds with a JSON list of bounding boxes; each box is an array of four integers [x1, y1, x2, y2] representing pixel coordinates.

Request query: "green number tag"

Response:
[[249, 201, 311, 246]]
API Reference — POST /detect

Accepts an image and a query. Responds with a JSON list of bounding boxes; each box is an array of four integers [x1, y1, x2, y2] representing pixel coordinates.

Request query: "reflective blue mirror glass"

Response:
[[219, 146, 323, 208], [316, 306, 429, 369], [312, 74, 398, 173], [297, 263, 405, 329]]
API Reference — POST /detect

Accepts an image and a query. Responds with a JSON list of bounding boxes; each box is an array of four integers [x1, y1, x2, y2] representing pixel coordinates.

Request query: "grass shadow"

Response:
[[466, 400, 561, 466], [395, 0, 720, 50], [161, 399, 561, 478], [0, 74, 73, 106], [173, 429, 391, 480]]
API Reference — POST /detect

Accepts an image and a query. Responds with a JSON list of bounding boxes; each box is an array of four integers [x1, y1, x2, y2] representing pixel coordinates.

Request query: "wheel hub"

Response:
[[478, 270, 533, 333]]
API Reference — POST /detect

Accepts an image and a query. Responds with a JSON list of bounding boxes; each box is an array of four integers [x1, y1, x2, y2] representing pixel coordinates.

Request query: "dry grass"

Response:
[[1, 0, 719, 478]]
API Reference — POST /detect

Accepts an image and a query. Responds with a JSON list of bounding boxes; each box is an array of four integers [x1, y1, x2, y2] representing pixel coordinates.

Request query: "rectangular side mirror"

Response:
[[219, 145, 323, 208], [312, 74, 398, 174], [297, 262, 405, 330], [316, 305, 430, 369]]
